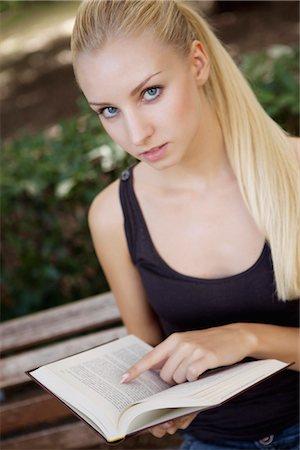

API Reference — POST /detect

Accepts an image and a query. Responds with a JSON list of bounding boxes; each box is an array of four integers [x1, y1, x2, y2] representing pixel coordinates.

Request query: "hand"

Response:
[[148, 412, 198, 438], [121, 324, 256, 384]]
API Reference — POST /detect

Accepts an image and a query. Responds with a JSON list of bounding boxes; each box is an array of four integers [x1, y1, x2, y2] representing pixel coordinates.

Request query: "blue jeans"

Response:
[[180, 423, 300, 450]]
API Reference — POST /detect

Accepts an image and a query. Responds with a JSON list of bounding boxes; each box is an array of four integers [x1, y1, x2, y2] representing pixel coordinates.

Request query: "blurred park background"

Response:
[[1, 0, 299, 322]]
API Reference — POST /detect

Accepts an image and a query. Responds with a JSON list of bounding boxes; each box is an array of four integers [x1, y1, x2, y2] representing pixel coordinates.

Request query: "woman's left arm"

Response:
[[239, 322, 299, 371], [127, 323, 299, 438], [122, 322, 299, 386]]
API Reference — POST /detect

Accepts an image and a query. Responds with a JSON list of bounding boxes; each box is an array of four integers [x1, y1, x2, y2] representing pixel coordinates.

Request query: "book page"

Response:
[[125, 406, 202, 435], [134, 359, 288, 405], [32, 366, 114, 438], [30, 335, 169, 440], [57, 344, 169, 411], [119, 359, 288, 434]]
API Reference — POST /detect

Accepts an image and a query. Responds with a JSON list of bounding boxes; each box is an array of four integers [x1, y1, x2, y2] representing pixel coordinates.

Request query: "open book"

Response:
[[28, 334, 289, 443]]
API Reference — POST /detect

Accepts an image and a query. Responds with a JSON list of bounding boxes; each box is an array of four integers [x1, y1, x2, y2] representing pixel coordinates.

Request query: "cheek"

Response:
[[168, 82, 201, 130], [101, 120, 124, 145], [101, 120, 136, 156]]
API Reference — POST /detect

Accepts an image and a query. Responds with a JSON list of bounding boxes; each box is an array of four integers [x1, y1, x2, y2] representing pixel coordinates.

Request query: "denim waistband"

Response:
[[180, 423, 300, 450]]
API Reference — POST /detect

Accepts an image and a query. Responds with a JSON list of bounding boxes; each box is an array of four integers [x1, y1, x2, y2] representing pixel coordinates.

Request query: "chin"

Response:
[[148, 157, 180, 172]]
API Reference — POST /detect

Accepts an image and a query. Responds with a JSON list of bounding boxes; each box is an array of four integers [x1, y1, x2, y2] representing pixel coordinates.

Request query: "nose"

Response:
[[126, 112, 154, 147]]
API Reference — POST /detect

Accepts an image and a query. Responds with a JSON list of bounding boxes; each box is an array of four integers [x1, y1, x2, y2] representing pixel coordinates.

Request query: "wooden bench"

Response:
[[0, 292, 182, 449]]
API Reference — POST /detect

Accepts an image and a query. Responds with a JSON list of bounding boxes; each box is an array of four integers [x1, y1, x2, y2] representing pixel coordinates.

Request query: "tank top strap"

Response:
[[119, 163, 145, 264]]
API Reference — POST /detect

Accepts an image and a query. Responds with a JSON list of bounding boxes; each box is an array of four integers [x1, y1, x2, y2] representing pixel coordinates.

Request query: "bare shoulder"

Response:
[[88, 178, 122, 237], [287, 135, 300, 162], [87, 176, 164, 345]]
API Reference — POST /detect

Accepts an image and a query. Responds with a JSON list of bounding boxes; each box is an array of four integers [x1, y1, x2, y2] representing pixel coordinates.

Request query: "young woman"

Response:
[[71, 1, 299, 448]]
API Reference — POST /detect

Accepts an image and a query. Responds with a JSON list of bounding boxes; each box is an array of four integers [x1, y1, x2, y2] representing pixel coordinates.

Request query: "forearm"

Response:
[[235, 322, 300, 371]]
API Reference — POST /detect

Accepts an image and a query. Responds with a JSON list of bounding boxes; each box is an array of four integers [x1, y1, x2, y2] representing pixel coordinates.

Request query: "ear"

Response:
[[189, 40, 210, 86]]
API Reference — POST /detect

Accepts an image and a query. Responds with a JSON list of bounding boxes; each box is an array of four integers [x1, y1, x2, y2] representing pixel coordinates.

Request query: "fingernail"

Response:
[[162, 421, 173, 429], [120, 373, 130, 384]]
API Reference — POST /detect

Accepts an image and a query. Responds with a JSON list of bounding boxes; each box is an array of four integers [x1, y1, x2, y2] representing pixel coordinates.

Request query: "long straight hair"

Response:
[[71, 0, 299, 300]]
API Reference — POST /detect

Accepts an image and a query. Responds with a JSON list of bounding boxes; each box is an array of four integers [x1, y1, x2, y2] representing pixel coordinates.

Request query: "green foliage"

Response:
[[1, 46, 299, 320], [241, 45, 299, 135], [0, 1, 26, 14], [1, 99, 134, 320]]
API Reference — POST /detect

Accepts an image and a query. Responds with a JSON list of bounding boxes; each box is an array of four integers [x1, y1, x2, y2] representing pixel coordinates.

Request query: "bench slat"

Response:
[[1, 392, 72, 434], [0, 326, 126, 388], [0, 290, 182, 449], [1, 420, 182, 449], [1, 420, 103, 449], [0, 292, 121, 354]]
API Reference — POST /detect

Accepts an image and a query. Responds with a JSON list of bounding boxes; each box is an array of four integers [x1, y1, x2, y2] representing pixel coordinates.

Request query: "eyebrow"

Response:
[[89, 71, 162, 107]]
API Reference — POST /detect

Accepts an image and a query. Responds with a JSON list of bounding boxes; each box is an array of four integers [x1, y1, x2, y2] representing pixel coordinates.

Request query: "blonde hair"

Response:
[[71, 0, 299, 300]]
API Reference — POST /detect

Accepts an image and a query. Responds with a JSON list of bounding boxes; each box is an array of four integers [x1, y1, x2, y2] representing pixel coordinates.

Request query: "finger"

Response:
[[159, 342, 205, 384], [151, 414, 197, 438], [159, 346, 188, 384], [149, 428, 166, 438], [166, 426, 178, 435], [179, 420, 192, 430], [138, 418, 175, 435], [149, 426, 167, 438], [121, 341, 172, 383], [175, 412, 198, 429], [173, 357, 198, 383], [172, 360, 193, 384], [172, 350, 205, 384], [151, 358, 168, 371], [150, 421, 175, 437], [179, 352, 217, 382]]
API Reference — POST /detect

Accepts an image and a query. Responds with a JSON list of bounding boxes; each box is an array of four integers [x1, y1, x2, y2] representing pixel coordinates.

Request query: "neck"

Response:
[[174, 117, 230, 186], [145, 98, 235, 192]]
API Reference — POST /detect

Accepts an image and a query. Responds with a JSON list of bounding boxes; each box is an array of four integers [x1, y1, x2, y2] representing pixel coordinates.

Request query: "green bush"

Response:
[[1, 99, 134, 320], [0, 1, 26, 14], [241, 45, 299, 135], [1, 46, 299, 321]]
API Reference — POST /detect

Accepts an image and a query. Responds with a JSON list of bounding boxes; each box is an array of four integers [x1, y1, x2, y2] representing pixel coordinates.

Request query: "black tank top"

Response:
[[119, 164, 299, 441]]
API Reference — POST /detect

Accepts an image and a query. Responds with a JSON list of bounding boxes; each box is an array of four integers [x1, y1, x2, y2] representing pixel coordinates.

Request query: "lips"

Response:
[[139, 143, 168, 162], [141, 143, 167, 155]]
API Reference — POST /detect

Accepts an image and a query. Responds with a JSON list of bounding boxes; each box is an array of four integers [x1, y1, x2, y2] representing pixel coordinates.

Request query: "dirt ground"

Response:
[[1, 1, 299, 142]]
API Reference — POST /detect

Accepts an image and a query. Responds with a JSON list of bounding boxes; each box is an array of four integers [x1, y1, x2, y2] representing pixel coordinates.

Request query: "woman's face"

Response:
[[76, 33, 209, 170]]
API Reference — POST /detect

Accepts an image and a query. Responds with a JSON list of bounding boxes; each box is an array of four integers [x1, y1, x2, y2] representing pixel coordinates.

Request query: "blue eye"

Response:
[[143, 86, 161, 101], [97, 85, 163, 119], [99, 106, 118, 119]]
